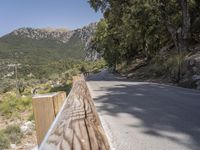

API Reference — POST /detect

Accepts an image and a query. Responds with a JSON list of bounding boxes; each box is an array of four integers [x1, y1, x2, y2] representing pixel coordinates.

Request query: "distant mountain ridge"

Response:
[[0, 23, 97, 65], [8, 23, 97, 44]]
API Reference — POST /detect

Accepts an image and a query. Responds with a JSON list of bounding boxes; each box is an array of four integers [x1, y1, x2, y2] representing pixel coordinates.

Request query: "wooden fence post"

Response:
[[32, 92, 66, 146]]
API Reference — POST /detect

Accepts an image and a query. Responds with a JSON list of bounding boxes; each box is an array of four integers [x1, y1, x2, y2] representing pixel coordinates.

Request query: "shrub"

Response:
[[0, 124, 23, 149], [148, 56, 167, 77], [50, 82, 72, 94], [3, 125, 23, 144], [64, 68, 80, 79], [28, 112, 34, 121], [147, 54, 186, 80], [0, 131, 10, 149], [0, 79, 15, 94], [0, 93, 32, 118], [17, 80, 26, 94], [164, 53, 186, 82]]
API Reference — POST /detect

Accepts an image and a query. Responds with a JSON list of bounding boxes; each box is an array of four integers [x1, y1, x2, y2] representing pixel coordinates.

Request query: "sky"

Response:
[[0, 0, 102, 36]]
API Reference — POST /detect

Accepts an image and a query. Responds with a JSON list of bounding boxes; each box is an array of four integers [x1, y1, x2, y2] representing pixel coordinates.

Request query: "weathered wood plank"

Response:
[[53, 92, 66, 116], [39, 76, 110, 150], [33, 92, 66, 145], [33, 94, 56, 145]]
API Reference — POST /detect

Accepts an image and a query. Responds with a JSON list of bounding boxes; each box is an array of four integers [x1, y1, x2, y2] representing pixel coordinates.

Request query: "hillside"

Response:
[[0, 23, 97, 65]]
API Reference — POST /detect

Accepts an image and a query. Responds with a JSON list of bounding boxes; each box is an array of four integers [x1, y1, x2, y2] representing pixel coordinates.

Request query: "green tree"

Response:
[[88, 0, 199, 69]]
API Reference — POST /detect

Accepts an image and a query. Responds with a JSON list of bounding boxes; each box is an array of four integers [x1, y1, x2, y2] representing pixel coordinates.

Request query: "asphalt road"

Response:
[[86, 70, 200, 150]]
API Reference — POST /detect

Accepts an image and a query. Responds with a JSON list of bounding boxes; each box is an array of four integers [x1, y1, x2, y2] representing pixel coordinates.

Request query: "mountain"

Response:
[[0, 23, 97, 65]]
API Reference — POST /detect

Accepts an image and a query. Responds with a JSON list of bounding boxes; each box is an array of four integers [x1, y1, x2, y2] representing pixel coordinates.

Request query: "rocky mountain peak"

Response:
[[9, 23, 97, 44], [40, 27, 69, 33]]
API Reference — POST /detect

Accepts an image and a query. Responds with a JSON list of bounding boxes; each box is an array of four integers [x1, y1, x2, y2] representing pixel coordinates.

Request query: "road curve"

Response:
[[86, 70, 200, 150]]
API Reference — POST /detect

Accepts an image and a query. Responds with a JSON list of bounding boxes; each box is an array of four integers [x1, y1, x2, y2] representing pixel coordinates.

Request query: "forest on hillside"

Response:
[[88, 0, 200, 88]]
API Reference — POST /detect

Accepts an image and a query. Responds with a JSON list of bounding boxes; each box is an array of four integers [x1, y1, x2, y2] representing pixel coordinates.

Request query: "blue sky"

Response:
[[0, 0, 102, 36]]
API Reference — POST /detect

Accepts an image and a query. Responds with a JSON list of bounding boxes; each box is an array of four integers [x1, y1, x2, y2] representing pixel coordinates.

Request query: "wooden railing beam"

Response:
[[39, 75, 110, 150]]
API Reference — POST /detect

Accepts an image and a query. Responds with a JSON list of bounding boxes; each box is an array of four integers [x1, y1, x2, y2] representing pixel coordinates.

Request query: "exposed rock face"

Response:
[[180, 52, 200, 90], [10, 23, 97, 44], [74, 22, 97, 43], [20, 121, 35, 135], [84, 37, 101, 61]]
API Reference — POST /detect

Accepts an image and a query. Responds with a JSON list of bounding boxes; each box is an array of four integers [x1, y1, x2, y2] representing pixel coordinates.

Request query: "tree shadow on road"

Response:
[[87, 78, 200, 150]]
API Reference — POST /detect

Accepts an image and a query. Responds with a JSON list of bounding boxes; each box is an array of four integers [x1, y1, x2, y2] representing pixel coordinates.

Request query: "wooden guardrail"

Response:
[[39, 75, 110, 150]]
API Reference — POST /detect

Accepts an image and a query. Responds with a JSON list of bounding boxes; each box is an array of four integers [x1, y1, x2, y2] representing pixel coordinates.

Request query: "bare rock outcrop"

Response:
[[179, 51, 200, 90]]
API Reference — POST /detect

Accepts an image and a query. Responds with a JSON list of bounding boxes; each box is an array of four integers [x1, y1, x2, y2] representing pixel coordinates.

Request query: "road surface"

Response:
[[86, 70, 200, 150]]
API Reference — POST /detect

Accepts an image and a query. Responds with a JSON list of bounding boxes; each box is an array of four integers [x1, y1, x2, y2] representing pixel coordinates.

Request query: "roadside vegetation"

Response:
[[0, 125, 22, 149], [0, 58, 106, 149]]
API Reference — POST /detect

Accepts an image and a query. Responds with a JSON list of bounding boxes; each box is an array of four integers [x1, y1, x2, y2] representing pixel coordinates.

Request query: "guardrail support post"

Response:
[[32, 92, 66, 146]]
